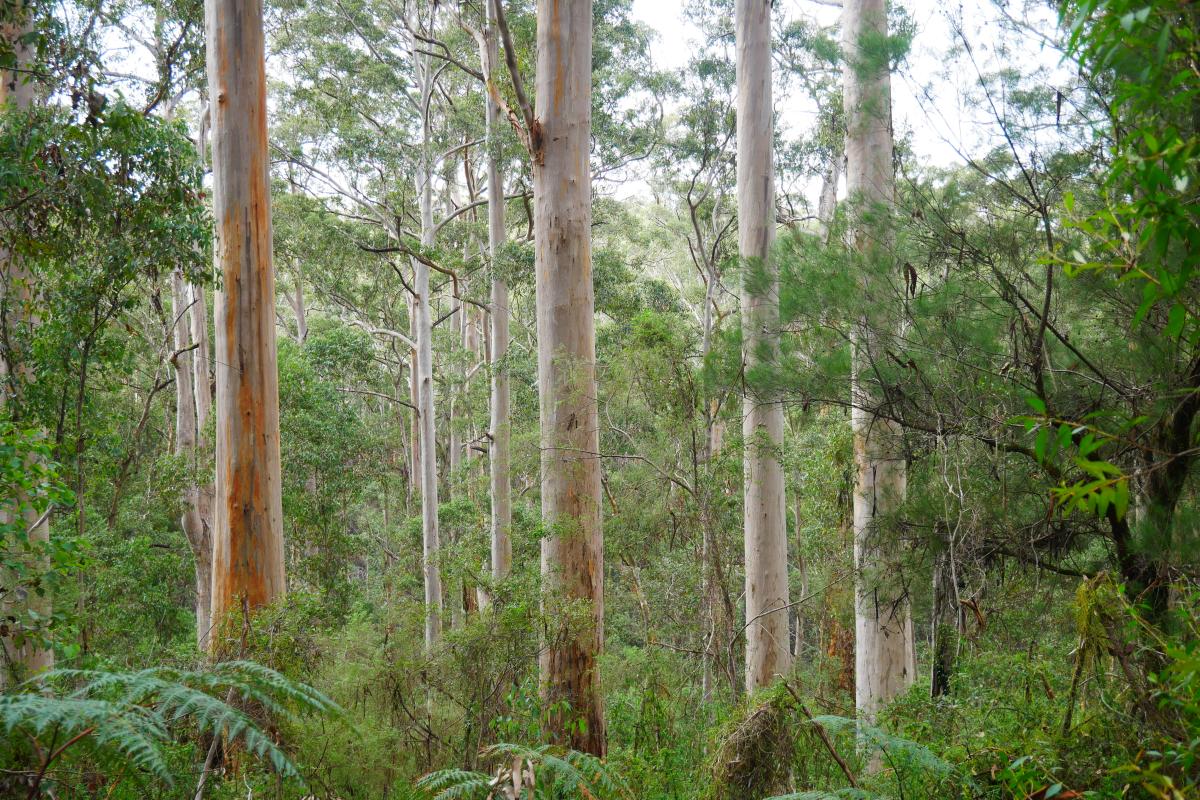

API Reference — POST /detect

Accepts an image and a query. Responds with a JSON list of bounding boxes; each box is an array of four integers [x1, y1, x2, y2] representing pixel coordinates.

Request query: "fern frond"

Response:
[[415, 767, 494, 799], [7, 660, 341, 789], [0, 694, 172, 784]]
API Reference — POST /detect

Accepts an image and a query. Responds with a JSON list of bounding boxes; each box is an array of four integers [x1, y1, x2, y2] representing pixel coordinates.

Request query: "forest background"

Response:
[[0, 0, 1197, 798]]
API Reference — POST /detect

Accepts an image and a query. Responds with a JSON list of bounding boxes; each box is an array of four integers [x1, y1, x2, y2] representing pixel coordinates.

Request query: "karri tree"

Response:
[[842, 0, 915, 721], [737, 0, 791, 693], [493, 0, 606, 755], [205, 0, 287, 639]]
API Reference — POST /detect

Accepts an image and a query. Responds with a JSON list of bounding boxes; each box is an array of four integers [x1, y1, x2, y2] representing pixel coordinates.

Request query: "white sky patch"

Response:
[[627, 0, 1071, 203]]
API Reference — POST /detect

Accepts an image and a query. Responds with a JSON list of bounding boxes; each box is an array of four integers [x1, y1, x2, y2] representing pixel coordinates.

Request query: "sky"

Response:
[[626, 0, 1070, 200]]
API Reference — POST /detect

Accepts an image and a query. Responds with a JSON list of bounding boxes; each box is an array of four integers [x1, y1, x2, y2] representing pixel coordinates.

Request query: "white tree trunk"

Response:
[[817, 142, 842, 242], [483, 4, 512, 588], [737, 0, 791, 694], [412, 11, 442, 649], [205, 0, 286, 642], [843, 0, 915, 723], [530, 0, 606, 755]]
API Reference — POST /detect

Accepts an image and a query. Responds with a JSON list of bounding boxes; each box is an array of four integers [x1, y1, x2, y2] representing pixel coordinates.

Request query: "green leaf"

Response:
[[1034, 427, 1050, 462], [1166, 303, 1187, 338]]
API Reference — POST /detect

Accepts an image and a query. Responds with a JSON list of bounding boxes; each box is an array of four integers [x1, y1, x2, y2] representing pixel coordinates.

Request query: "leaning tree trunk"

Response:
[[737, 0, 791, 695], [482, 4, 512, 589], [0, 2, 52, 682], [843, 0, 915, 723], [205, 0, 286, 645], [526, 0, 606, 756]]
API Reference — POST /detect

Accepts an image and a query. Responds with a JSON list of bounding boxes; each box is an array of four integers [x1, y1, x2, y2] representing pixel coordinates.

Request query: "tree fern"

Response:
[[416, 742, 630, 800], [1, 660, 342, 794], [809, 715, 958, 783]]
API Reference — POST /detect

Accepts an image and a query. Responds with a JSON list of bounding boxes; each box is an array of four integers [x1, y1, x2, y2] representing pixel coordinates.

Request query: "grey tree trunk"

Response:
[[526, 0, 606, 755], [843, 0, 915, 723], [171, 270, 212, 650], [188, 281, 215, 629], [205, 0, 287, 642], [737, 0, 791, 694]]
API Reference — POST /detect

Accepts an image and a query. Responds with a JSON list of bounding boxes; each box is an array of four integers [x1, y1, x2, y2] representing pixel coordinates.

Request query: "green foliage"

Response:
[[417, 742, 631, 800], [0, 661, 341, 794], [1033, 0, 1200, 528], [0, 421, 77, 670]]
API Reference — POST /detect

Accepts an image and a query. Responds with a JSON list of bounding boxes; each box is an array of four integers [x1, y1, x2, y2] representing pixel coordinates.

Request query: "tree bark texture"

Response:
[[205, 0, 287, 643], [531, 0, 606, 756], [843, 0, 915, 723], [737, 0, 791, 694]]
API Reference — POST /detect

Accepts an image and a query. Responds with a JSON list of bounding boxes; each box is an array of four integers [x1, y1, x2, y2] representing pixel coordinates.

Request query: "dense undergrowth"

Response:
[[8, 569, 1191, 798]]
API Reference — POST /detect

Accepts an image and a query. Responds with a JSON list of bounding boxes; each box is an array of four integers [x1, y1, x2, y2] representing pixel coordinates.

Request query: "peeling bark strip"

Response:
[[205, 0, 286, 641], [843, 0, 915, 723], [530, 0, 606, 756], [737, 0, 791, 694]]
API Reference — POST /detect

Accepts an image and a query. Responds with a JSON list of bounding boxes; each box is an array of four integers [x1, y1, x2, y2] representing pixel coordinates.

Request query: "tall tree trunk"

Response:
[[737, 0, 791, 694], [171, 271, 212, 650], [409, 294, 421, 513], [186, 104, 215, 651], [205, 0, 286, 643], [412, 10, 443, 649], [482, 5, 512, 589], [0, 3, 52, 681], [843, 0, 915, 723], [523, 0, 606, 756], [189, 281, 215, 637]]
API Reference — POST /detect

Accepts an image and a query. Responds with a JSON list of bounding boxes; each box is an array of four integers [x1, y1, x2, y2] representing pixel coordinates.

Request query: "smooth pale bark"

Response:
[[0, 4, 52, 682], [483, 4, 512, 587], [737, 0, 791, 694], [205, 0, 286, 642], [190, 108, 216, 585], [409, 294, 421, 511], [528, 0, 606, 756], [171, 271, 212, 650], [843, 0, 915, 723], [188, 281, 215, 596], [817, 139, 843, 242], [411, 14, 443, 649], [288, 274, 308, 344]]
